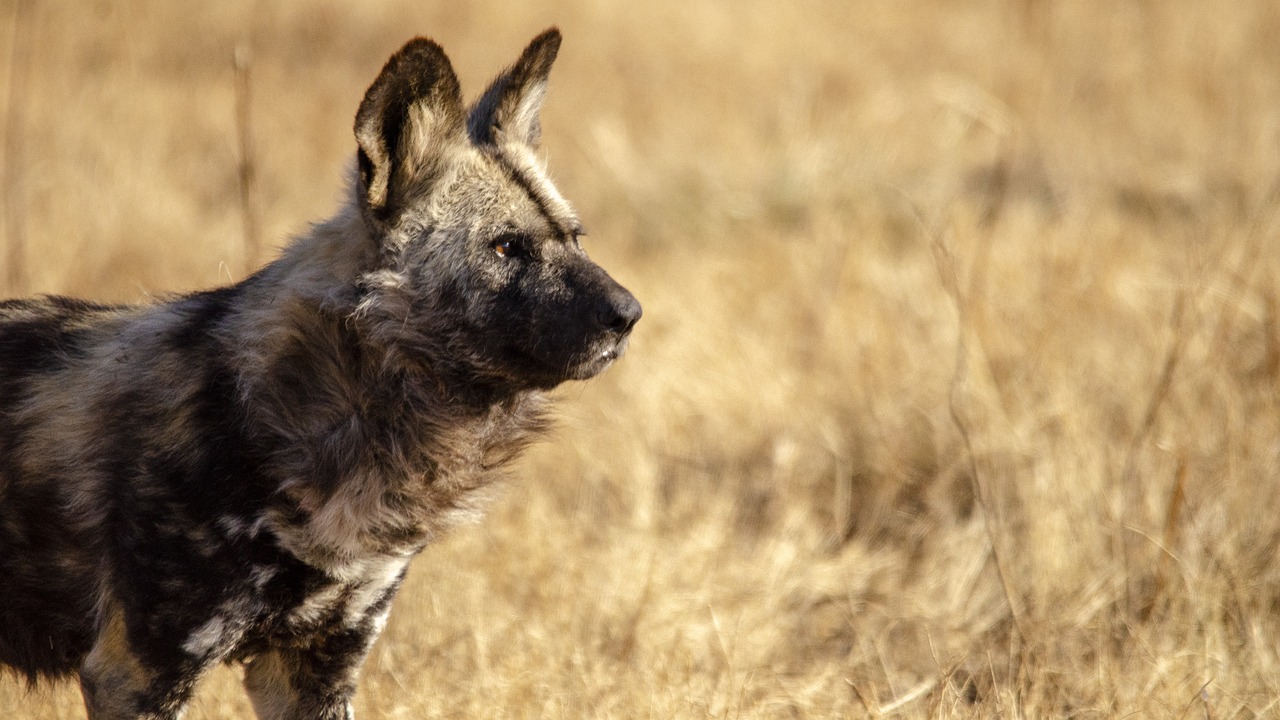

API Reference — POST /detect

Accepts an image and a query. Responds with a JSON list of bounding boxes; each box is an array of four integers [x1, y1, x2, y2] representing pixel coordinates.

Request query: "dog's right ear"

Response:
[[467, 28, 561, 149], [355, 38, 466, 224]]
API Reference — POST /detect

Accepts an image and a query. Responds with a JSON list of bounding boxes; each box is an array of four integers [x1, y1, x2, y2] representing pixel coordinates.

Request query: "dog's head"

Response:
[[351, 30, 640, 392]]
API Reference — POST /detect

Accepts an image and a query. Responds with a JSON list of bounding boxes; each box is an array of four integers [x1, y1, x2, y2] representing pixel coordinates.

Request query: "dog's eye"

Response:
[[492, 233, 526, 259]]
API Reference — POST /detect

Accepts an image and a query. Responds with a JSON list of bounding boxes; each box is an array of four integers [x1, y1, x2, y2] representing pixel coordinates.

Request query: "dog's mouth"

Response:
[[503, 330, 633, 389], [567, 334, 630, 381], [599, 339, 626, 363]]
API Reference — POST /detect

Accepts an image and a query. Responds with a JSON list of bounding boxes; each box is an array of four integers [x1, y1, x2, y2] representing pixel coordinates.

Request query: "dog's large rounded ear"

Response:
[[355, 38, 465, 222], [467, 28, 562, 149]]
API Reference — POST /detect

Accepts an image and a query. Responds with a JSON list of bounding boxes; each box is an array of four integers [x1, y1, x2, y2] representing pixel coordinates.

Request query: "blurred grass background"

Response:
[[4, 0, 1280, 717]]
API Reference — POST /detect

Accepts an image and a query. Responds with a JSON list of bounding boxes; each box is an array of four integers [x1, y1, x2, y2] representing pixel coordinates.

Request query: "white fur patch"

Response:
[[250, 564, 278, 589], [182, 615, 227, 657], [510, 81, 547, 141], [217, 515, 244, 536], [505, 143, 578, 229], [343, 556, 409, 627], [287, 583, 346, 628]]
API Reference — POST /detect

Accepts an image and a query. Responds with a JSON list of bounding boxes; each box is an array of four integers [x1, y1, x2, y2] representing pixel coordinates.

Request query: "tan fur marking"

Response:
[[80, 610, 156, 720], [243, 652, 304, 720]]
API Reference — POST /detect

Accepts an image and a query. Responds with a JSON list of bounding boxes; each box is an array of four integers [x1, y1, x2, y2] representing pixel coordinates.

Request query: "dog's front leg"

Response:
[[78, 610, 210, 720], [243, 635, 377, 720]]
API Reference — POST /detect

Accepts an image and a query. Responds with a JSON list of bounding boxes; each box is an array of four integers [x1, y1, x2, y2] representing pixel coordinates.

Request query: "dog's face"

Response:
[[352, 30, 640, 390]]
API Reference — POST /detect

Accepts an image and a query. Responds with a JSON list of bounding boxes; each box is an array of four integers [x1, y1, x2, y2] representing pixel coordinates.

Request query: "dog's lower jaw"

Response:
[[567, 335, 631, 381]]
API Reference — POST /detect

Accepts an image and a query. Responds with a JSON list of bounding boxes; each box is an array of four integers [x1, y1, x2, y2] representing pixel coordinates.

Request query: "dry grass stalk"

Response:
[[2, 0, 32, 294], [1117, 290, 1188, 616], [1139, 452, 1187, 622], [233, 43, 259, 275], [920, 203, 1030, 645]]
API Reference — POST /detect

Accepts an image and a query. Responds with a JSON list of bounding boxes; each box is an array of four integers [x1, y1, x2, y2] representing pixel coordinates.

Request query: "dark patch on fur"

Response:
[[0, 298, 99, 386], [0, 298, 119, 681]]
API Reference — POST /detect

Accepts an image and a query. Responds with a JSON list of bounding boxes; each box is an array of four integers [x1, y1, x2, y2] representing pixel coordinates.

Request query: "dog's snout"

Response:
[[597, 288, 642, 334]]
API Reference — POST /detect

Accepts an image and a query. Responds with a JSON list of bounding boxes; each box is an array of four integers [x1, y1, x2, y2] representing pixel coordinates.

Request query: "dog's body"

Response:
[[0, 29, 639, 719]]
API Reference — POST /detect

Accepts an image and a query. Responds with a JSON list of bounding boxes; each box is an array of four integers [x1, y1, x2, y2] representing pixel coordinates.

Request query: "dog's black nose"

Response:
[[598, 288, 642, 334]]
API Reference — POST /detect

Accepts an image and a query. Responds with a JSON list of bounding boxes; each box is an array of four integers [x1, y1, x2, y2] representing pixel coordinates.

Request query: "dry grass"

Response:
[[4, 0, 1280, 717]]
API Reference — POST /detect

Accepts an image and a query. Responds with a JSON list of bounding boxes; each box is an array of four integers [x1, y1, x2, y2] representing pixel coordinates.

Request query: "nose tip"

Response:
[[598, 290, 642, 334]]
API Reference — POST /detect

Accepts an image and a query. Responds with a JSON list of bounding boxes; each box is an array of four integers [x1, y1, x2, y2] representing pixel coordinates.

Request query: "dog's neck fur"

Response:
[[225, 187, 550, 571]]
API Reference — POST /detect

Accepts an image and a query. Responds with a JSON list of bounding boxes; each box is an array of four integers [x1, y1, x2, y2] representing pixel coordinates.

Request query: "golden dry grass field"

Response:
[[3, 0, 1280, 717]]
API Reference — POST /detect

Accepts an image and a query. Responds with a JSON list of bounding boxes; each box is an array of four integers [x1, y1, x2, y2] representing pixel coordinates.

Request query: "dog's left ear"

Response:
[[467, 28, 562, 148]]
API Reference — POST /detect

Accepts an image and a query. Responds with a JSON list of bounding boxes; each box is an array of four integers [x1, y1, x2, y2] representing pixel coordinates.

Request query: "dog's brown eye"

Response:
[[492, 233, 527, 259]]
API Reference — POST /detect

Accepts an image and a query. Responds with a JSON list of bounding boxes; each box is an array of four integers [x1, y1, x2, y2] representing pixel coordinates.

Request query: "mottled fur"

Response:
[[0, 29, 639, 720]]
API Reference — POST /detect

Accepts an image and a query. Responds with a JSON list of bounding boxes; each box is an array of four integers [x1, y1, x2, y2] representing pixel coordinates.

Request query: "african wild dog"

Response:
[[0, 28, 639, 719]]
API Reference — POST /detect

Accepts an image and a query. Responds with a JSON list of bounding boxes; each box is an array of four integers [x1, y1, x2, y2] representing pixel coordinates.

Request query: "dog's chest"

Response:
[[175, 550, 409, 666], [284, 555, 408, 634], [212, 552, 412, 660], [275, 402, 540, 566]]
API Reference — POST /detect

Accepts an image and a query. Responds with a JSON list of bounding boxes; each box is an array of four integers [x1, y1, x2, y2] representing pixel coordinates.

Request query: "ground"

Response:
[[3, 0, 1280, 717]]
